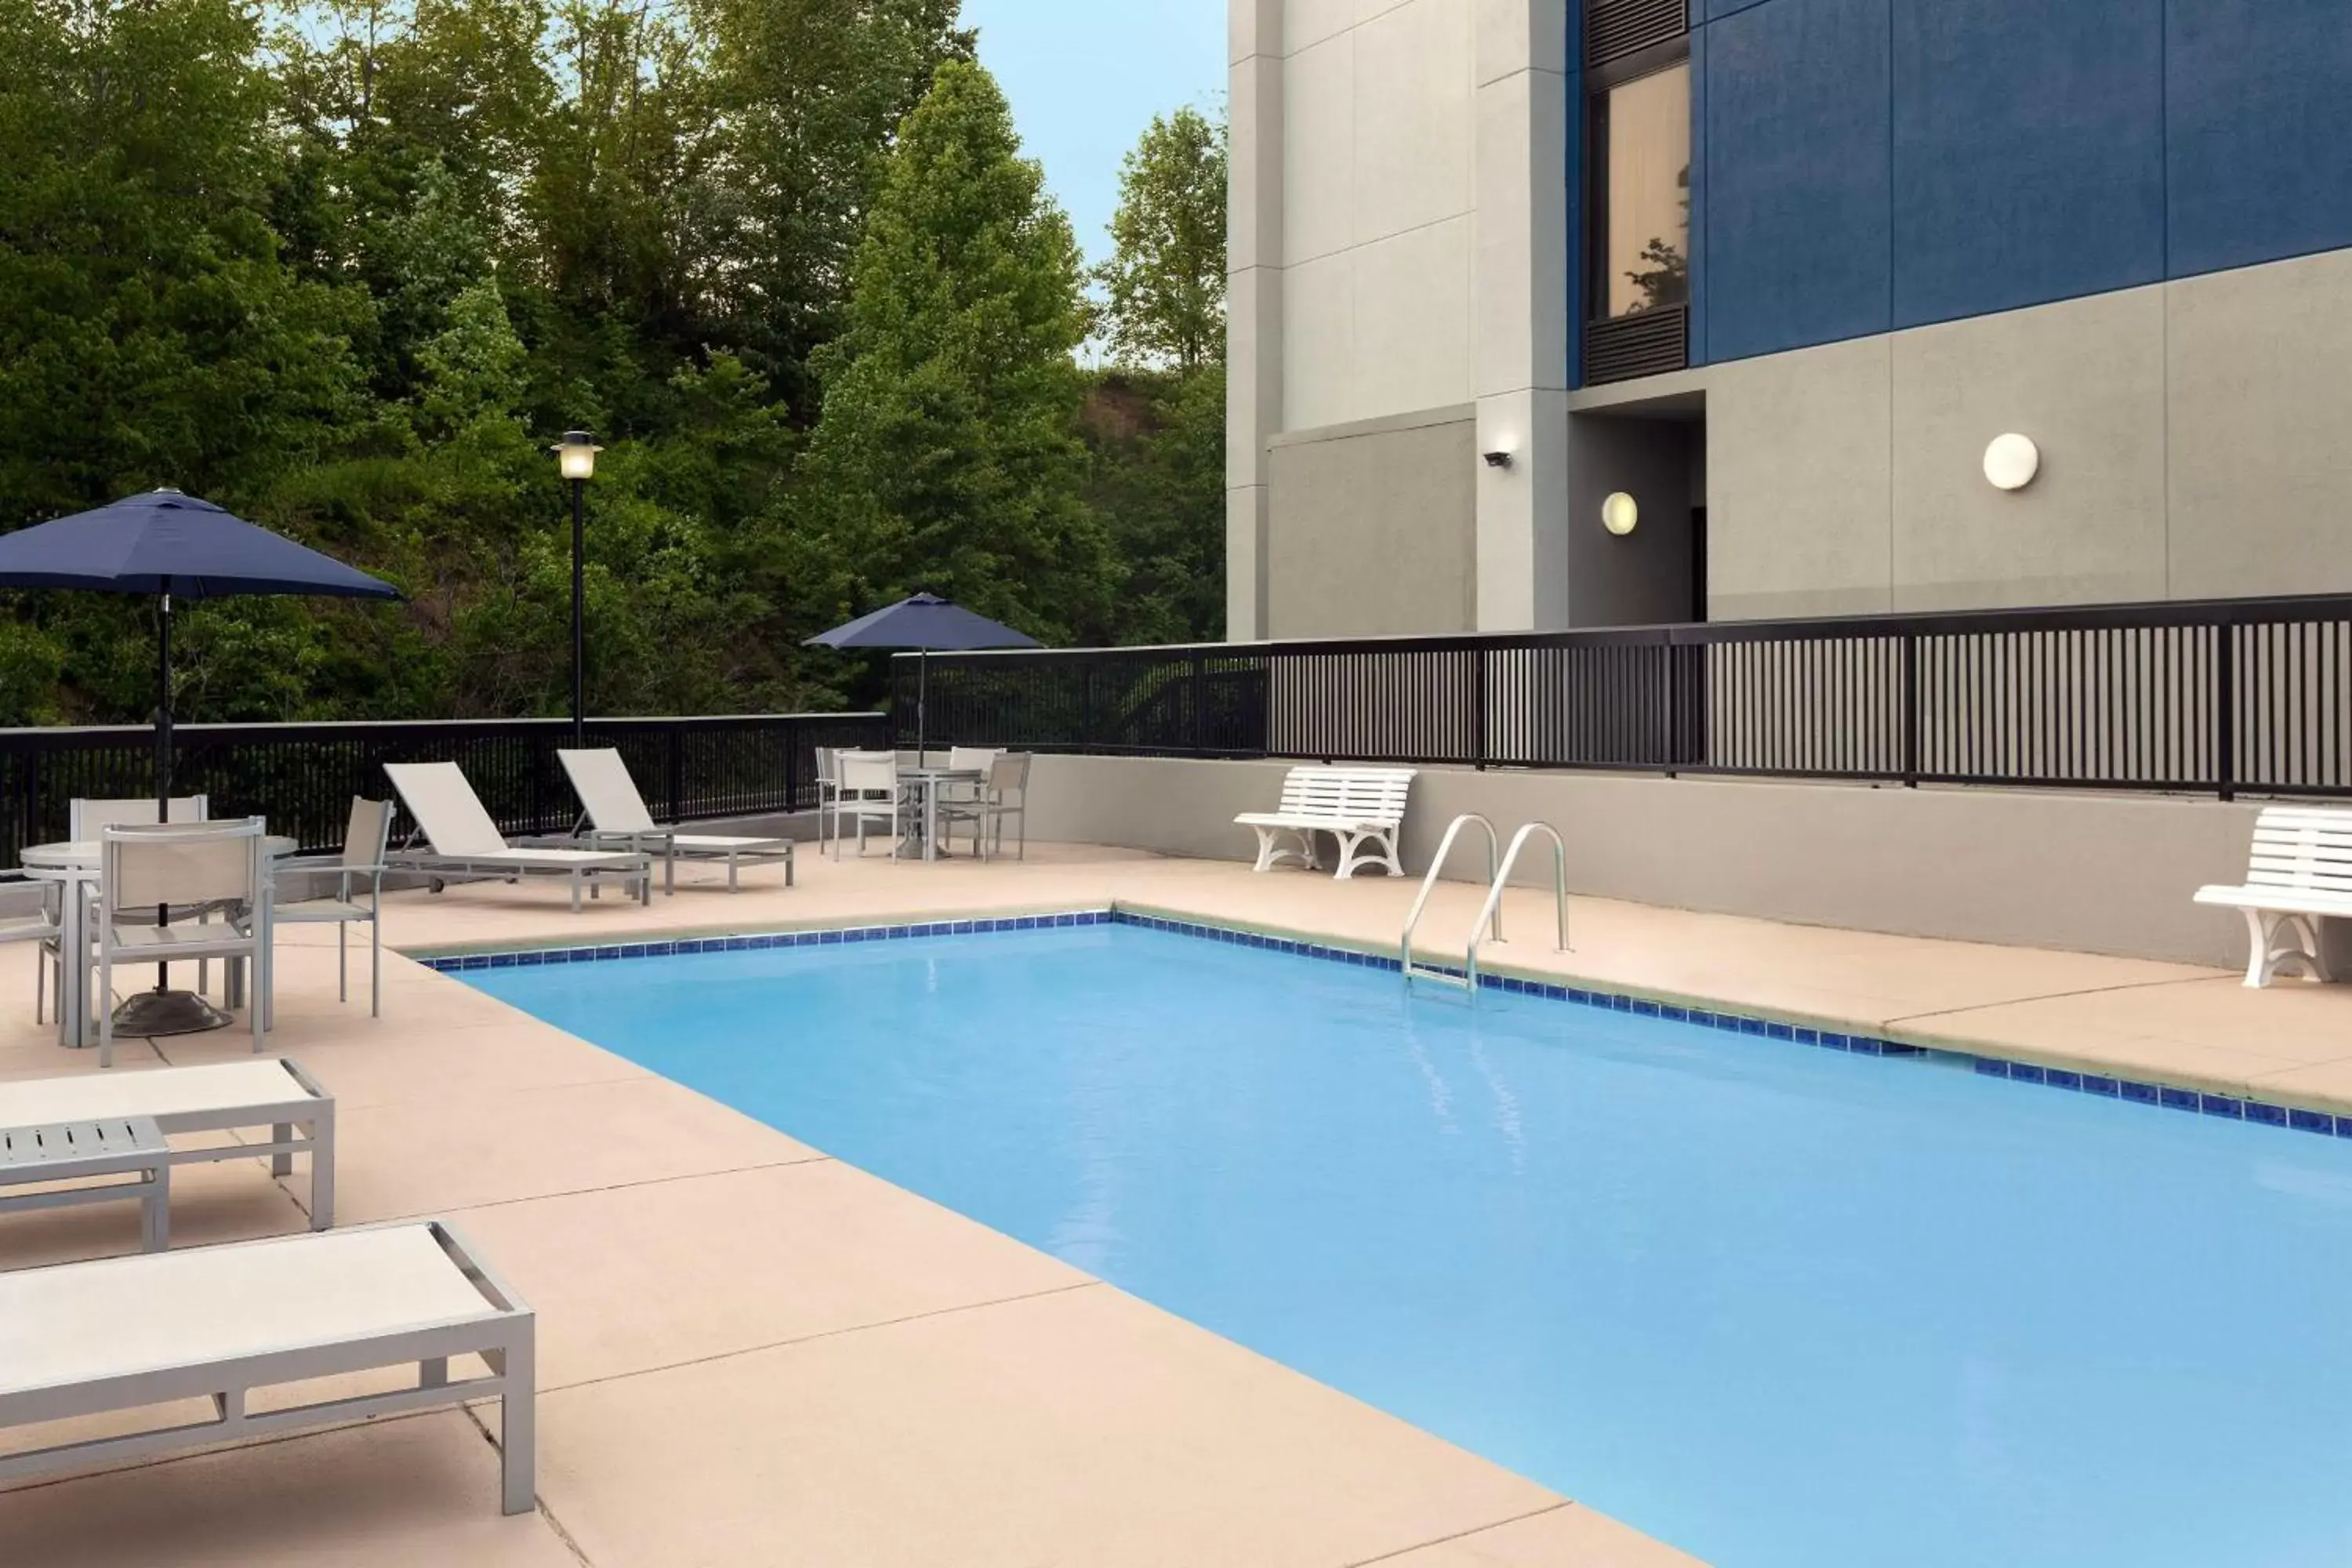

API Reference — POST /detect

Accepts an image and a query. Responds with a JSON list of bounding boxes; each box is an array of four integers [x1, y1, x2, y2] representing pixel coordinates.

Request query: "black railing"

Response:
[[895, 595, 2352, 802], [0, 712, 890, 869]]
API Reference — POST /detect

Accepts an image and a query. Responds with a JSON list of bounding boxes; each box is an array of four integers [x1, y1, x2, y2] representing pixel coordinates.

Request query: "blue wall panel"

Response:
[[1889, 0, 2164, 328], [2168, 0, 2352, 278], [1700, 0, 1892, 362]]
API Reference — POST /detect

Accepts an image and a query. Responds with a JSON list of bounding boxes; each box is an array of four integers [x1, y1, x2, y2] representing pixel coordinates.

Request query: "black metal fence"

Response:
[[894, 595, 2352, 802], [0, 712, 890, 869]]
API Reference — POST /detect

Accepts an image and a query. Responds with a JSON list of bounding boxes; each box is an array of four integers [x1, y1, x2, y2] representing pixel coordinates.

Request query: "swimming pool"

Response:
[[465, 918, 2352, 1567]]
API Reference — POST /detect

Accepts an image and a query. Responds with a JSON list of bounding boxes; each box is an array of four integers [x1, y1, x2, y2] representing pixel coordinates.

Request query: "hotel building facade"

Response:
[[1225, 0, 2352, 640]]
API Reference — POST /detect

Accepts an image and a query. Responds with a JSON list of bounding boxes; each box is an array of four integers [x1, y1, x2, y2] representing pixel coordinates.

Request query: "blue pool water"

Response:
[[467, 923, 2352, 1566]]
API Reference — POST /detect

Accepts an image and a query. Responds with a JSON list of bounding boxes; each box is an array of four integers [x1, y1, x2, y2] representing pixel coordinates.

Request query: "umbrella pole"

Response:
[[917, 649, 928, 761], [156, 589, 172, 993], [114, 583, 229, 1036]]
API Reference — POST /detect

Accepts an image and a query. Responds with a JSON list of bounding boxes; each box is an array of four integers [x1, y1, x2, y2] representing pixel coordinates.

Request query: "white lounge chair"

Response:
[[0, 1058, 335, 1229], [1235, 765, 1416, 880], [384, 761, 651, 913], [557, 747, 795, 894], [2195, 805, 2352, 987], [0, 1221, 534, 1515]]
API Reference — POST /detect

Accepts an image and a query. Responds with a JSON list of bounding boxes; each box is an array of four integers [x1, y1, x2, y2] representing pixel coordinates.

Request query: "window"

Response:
[[1593, 62, 1690, 321]]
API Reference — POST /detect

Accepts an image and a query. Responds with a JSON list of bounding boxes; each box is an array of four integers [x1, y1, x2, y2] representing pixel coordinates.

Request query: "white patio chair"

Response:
[[833, 751, 902, 858], [96, 818, 268, 1067], [70, 796, 209, 838], [72, 795, 218, 993], [814, 746, 841, 854], [936, 746, 1000, 814], [941, 751, 1029, 862], [272, 797, 393, 1018], [0, 871, 66, 1025]]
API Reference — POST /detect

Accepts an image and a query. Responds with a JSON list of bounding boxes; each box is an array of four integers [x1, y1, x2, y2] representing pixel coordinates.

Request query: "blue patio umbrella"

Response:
[[0, 488, 401, 811], [0, 488, 401, 1032], [803, 592, 1041, 753]]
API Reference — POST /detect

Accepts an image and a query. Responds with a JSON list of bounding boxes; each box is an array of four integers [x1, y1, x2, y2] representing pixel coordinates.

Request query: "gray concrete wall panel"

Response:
[[1265, 417, 1479, 637], [1023, 753, 2265, 967], [1890, 287, 2169, 610]]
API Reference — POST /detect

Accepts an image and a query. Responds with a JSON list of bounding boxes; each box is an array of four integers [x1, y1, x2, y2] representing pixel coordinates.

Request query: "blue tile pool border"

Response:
[[426, 905, 2338, 1142]]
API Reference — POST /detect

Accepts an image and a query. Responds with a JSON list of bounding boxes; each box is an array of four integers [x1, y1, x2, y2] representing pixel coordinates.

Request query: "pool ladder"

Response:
[[1400, 815, 1570, 993]]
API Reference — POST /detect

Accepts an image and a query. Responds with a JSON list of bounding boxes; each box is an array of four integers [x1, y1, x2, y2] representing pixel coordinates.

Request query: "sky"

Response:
[[960, 0, 1228, 266]]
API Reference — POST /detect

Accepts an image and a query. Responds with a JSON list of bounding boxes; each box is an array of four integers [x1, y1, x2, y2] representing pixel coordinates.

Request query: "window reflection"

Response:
[[1596, 63, 1690, 319]]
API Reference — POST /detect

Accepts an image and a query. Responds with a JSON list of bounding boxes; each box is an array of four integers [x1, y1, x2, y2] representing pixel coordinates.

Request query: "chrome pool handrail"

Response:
[[1468, 822, 1570, 994], [1401, 814, 1500, 987]]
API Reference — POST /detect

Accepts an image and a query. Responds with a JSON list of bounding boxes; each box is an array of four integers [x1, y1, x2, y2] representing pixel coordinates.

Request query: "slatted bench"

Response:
[[1235, 765, 1417, 880], [2195, 806, 2352, 987], [2, 1116, 172, 1252]]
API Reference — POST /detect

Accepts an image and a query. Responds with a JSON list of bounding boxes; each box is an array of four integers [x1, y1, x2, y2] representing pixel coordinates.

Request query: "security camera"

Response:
[[1482, 450, 1515, 470]]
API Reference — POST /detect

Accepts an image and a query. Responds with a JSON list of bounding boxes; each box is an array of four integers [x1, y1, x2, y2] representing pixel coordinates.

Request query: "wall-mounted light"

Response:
[[1600, 492, 1639, 537], [1482, 448, 1515, 470], [1983, 433, 2040, 492]]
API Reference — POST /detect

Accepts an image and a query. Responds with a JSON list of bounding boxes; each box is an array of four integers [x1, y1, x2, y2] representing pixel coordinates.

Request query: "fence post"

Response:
[[666, 724, 684, 823], [1900, 632, 1920, 787], [1474, 648, 1489, 771], [1661, 633, 1676, 779], [1191, 653, 1208, 756], [2216, 626, 2236, 801], [20, 743, 38, 869]]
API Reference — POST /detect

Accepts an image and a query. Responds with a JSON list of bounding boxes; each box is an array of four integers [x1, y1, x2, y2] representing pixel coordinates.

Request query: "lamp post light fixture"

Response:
[[551, 430, 602, 746]]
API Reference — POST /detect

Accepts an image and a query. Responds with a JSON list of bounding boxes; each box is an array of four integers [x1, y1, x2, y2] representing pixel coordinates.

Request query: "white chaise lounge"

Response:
[[0, 1058, 335, 1228], [385, 761, 652, 912], [0, 1221, 535, 1515], [2195, 805, 2352, 988], [1235, 765, 1416, 880], [557, 747, 795, 894]]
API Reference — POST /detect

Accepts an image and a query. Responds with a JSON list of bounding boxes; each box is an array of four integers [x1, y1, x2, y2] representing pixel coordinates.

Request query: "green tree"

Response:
[[797, 59, 1108, 646], [681, 0, 971, 417], [1081, 365, 1225, 644], [1093, 105, 1226, 373], [0, 0, 370, 516], [1083, 103, 1228, 642]]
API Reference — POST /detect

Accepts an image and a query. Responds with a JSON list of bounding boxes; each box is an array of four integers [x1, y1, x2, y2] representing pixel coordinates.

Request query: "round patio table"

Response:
[[24, 834, 299, 1048]]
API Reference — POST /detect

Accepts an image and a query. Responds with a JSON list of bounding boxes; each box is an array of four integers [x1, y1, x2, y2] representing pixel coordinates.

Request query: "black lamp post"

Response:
[[551, 430, 601, 746]]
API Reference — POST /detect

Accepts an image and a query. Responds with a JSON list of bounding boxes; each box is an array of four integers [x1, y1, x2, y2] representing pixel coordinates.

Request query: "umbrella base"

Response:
[[111, 989, 234, 1037]]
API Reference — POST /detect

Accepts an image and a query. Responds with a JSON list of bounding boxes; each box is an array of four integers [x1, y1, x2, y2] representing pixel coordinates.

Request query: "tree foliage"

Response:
[[0, 0, 1225, 725], [1093, 105, 1227, 374], [800, 60, 1107, 646]]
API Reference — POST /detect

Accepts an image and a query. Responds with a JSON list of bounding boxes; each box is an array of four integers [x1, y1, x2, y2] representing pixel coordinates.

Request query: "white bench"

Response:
[[1235, 766, 1416, 880], [0, 1221, 534, 1513], [2195, 806, 2352, 987]]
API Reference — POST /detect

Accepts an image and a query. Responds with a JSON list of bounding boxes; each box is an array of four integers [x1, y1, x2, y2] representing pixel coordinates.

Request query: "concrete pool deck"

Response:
[[3, 839, 2347, 1566]]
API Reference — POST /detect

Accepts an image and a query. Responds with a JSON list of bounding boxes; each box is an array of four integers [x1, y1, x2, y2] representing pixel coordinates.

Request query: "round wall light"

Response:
[[1600, 492, 1639, 537], [1983, 433, 2040, 492]]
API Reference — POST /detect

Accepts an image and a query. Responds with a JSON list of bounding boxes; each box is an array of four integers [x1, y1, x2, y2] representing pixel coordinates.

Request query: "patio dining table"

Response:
[[23, 834, 299, 1050], [895, 768, 984, 863]]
